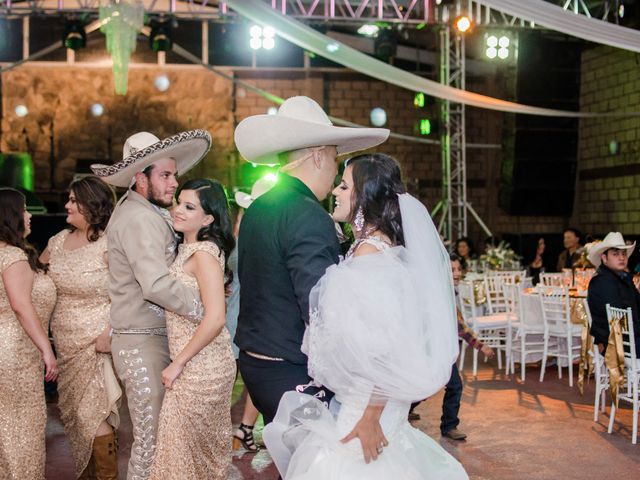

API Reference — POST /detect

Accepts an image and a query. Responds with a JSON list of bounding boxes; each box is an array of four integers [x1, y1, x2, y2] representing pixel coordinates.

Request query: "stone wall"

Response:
[[1, 64, 235, 193]]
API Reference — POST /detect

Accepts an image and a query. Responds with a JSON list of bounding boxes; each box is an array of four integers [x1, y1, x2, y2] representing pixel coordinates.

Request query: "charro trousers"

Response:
[[112, 334, 170, 480]]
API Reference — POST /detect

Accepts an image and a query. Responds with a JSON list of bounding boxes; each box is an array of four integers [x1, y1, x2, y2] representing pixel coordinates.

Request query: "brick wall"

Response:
[[574, 45, 640, 236]]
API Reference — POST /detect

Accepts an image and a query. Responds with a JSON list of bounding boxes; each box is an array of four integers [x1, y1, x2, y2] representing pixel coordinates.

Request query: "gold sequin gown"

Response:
[[149, 241, 236, 480], [47, 230, 121, 477], [0, 245, 56, 480]]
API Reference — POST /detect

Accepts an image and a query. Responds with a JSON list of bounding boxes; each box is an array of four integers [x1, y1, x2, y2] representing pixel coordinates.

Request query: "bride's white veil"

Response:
[[398, 193, 459, 393]]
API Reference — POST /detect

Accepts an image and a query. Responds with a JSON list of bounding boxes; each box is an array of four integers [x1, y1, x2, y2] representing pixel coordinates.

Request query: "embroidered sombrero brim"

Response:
[[91, 130, 212, 188]]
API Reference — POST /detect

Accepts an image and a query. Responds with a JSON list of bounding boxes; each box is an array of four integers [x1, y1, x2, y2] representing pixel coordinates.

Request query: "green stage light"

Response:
[[414, 93, 425, 108], [419, 119, 431, 135]]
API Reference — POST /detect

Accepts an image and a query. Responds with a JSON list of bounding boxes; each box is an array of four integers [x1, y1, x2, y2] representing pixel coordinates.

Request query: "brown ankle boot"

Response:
[[92, 431, 118, 480]]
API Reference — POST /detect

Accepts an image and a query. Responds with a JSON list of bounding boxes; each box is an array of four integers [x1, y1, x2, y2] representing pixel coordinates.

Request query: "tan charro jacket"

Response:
[[107, 190, 201, 330]]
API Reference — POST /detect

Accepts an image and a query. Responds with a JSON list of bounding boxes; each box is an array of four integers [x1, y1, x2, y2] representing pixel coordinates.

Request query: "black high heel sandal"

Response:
[[233, 423, 260, 453]]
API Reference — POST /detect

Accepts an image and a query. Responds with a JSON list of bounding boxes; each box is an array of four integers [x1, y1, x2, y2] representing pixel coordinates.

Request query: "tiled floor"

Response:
[[45, 353, 639, 479]]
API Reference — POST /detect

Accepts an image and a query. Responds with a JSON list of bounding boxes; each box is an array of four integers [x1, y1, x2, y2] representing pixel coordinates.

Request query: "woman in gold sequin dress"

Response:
[[0, 188, 58, 480], [149, 179, 236, 480], [41, 176, 121, 479]]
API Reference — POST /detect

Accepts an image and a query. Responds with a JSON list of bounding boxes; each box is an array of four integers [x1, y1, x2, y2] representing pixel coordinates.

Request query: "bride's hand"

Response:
[[161, 361, 184, 389], [340, 407, 388, 464]]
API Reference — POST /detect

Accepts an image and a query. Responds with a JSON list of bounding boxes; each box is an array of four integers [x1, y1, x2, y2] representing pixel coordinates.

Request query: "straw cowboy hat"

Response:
[[235, 175, 277, 209], [91, 129, 211, 187], [234, 96, 389, 164], [587, 232, 636, 267]]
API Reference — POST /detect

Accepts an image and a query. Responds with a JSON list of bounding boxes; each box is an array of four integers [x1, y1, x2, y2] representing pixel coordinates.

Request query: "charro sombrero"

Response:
[[234, 96, 389, 164], [587, 232, 636, 267], [91, 129, 211, 188], [235, 175, 277, 209]]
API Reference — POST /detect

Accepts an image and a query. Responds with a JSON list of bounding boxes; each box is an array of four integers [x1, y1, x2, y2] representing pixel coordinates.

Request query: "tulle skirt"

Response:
[[264, 392, 468, 480]]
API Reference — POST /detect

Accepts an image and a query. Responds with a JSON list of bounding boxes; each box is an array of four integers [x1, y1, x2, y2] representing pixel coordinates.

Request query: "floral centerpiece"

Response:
[[479, 241, 522, 270]]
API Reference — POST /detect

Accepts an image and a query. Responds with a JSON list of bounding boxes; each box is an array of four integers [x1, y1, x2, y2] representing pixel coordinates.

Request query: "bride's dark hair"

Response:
[[347, 153, 407, 246]]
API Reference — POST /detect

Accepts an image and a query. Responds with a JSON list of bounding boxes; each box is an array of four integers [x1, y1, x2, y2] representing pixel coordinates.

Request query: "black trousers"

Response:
[[440, 363, 463, 434], [238, 351, 311, 425]]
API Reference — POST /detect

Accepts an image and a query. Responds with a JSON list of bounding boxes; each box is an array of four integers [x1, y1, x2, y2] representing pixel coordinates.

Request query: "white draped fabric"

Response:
[[226, 0, 636, 118], [477, 0, 640, 54]]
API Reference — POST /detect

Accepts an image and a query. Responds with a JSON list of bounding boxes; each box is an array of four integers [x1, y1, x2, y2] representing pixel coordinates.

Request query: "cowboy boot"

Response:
[[92, 431, 118, 480]]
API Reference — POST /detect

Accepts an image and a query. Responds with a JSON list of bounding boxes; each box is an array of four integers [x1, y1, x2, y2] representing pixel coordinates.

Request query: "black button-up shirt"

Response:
[[235, 174, 340, 364]]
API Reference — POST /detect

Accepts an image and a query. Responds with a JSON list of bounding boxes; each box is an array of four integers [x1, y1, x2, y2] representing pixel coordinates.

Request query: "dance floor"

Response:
[[45, 352, 639, 479]]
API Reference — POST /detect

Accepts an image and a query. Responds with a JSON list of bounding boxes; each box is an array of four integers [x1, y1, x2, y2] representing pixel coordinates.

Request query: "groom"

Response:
[[234, 96, 389, 424]]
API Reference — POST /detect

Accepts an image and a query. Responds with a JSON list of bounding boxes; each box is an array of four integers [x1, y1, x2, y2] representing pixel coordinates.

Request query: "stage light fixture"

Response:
[[15, 105, 28, 117], [454, 15, 472, 34], [149, 18, 173, 52], [369, 108, 387, 127], [249, 25, 276, 51], [91, 103, 104, 117], [374, 28, 397, 61], [485, 34, 512, 60], [63, 20, 87, 51], [357, 24, 380, 37], [154, 74, 170, 92]]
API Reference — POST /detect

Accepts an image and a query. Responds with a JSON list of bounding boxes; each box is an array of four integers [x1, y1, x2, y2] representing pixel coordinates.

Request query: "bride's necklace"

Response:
[[346, 226, 391, 258]]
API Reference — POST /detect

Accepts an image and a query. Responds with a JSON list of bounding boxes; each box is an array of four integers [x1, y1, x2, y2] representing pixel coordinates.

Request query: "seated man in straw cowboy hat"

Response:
[[233, 96, 389, 426], [91, 129, 211, 480], [587, 231, 640, 358]]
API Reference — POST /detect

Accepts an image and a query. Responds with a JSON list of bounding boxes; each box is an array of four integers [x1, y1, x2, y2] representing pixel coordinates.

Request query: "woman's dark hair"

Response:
[[69, 176, 116, 242], [178, 179, 236, 285], [0, 188, 47, 272], [346, 153, 407, 247], [454, 237, 475, 258], [564, 227, 584, 245]]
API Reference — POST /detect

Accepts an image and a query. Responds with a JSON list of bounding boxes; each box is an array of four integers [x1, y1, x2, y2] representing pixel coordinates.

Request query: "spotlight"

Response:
[[91, 103, 104, 117], [154, 74, 170, 92], [454, 15, 472, 33], [249, 25, 276, 51], [149, 18, 173, 52], [485, 34, 512, 60], [357, 24, 380, 37], [63, 20, 87, 51], [369, 108, 387, 127], [15, 105, 28, 117], [267, 107, 278, 115]]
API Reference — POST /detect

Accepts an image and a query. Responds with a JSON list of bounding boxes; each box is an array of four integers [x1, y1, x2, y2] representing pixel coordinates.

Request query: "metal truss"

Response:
[[0, 0, 619, 26]]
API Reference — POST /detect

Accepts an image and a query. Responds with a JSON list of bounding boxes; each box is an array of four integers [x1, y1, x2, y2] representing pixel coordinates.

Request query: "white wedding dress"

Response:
[[264, 195, 468, 480]]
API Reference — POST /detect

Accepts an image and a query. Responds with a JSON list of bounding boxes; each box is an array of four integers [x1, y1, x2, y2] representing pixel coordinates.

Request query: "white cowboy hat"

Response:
[[587, 232, 636, 267], [234, 96, 389, 164], [235, 175, 277, 209], [90, 129, 211, 188]]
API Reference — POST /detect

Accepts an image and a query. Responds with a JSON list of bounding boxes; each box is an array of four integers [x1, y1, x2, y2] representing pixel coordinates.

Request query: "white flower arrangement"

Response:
[[479, 241, 522, 270]]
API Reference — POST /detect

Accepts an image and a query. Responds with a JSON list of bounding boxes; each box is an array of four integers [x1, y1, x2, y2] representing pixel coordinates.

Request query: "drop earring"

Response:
[[353, 207, 365, 234]]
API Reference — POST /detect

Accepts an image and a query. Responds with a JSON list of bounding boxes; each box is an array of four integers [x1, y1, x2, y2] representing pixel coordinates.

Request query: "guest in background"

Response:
[[227, 176, 276, 453], [587, 232, 640, 358], [0, 188, 58, 480], [454, 237, 476, 271], [556, 227, 584, 272], [528, 237, 549, 285], [40, 176, 121, 479]]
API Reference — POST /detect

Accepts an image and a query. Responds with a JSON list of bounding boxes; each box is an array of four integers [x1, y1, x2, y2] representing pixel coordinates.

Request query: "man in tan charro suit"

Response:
[[91, 129, 211, 480]]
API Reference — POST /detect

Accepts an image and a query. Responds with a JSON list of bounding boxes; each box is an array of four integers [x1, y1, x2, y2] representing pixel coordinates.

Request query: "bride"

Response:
[[264, 153, 468, 479]]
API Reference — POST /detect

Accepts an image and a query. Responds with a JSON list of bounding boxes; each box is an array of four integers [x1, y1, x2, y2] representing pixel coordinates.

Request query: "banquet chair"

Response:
[[606, 305, 640, 444], [505, 283, 546, 381], [539, 287, 582, 386], [458, 282, 512, 377], [484, 275, 510, 314], [540, 273, 564, 287]]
